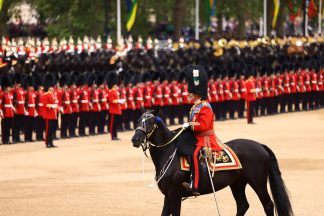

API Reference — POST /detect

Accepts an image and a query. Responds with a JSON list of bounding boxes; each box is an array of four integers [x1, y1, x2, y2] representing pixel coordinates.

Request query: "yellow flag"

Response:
[[272, 0, 280, 28], [0, 0, 4, 12]]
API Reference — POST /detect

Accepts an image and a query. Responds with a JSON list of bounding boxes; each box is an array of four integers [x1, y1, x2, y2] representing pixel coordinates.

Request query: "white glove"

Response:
[[182, 122, 190, 129]]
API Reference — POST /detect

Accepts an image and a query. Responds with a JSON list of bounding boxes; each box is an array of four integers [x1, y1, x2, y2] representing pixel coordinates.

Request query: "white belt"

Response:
[[81, 100, 88, 103], [290, 83, 295, 85], [136, 98, 143, 100], [4, 104, 13, 108], [49, 104, 58, 108], [284, 84, 289, 87], [156, 95, 162, 98], [145, 96, 151, 99], [18, 101, 24, 104], [100, 99, 107, 102], [319, 82, 323, 85], [172, 94, 178, 96], [92, 100, 99, 102], [234, 90, 238, 92], [128, 98, 134, 100], [305, 81, 310, 84], [164, 95, 170, 97], [38, 103, 43, 106], [311, 81, 317, 84], [182, 93, 189, 96], [72, 100, 77, 103], [241, 89, 246, 92], [28, 104, 35, 107], [64, 101, 71, 104]]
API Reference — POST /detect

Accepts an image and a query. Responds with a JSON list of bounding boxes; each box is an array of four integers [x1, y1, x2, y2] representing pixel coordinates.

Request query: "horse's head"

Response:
[[131, 107, 160, 148]]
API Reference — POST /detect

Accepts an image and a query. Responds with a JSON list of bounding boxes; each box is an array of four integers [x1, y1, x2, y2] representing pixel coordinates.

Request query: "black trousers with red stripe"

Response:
[[45, 119, 56, 146], [109, 114, 120, 139], [1, 117, 13, 144]]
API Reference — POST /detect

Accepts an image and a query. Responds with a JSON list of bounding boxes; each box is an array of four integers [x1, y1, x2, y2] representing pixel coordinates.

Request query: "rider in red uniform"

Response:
[[182, 65, 223, 196]]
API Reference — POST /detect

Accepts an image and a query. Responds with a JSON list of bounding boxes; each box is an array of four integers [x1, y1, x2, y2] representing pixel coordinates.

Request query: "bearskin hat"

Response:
[[26, 76, 35, 88], [76, 74, 86, 87], [152, 71, 161, 82], [123, 71, 132, 85], [60, 73, 70, 87], [13, 73, 22, 84], [106, 71, 118, 89], [1, 75, 12, 89], [34, 74, 44, 89], [142, 72, 152, 83], [132, 72, 142, 86], [184, 65, 208, 100], [87, 74, 96, 86], [44, 73, 56, 91], [177, 71, 186, 83], [96, 74, 105, 86]]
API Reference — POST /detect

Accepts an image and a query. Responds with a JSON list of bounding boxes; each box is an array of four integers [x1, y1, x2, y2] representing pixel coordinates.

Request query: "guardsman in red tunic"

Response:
[[107, 72, 124, 140], [297, 68, 305, 111], [316, 68, 323, 108], [238, 74, 246, 118], [142, 72, 153, 109], [59, 74, 72, 138], [97, 75, 108, 134], [119, 81, 127, 131], [35, 75, 45, 141], [178, 72, 190, 124], [78, 75, 90, 136], [231, 75, 241, 119], [162, 77, 172, 124], [0, 75, 15, 144], [303, 68, 311, 110], [152, 73, 163, 109], [261, 71, 270, 115], [223, 74, 231, 119], [276, 70, 284, 113], [181, 65, 223, 196], [310, 66, 318, 109], [170, 77, 180, 125], [269, 73, 278, 114], [25, 76, 37, 142], [246, 71, 257, 124], [88, 75, 100, 135], [254, 72, 263, 116], [12, 73, 26, 143], [282, 69, 291, 113], [70, 78, 79, 137], [289, 67, 297, 112], [133, 74, 144, 123], [216, 76, 225, 120], [125, 73, 135, 130], [43, 73, 58, 148]]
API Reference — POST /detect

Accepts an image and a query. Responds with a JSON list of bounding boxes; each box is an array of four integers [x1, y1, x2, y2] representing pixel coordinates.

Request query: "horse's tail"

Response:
[[262, 144, 294, 216]]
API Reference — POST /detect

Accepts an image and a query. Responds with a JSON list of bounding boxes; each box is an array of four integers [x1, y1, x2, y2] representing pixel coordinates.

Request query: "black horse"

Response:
[[131, 109, 293, 216]]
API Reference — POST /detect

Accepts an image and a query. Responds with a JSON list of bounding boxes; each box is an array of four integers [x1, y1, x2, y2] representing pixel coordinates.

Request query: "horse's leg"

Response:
[[230, 180, 249, 216], [248, 174, 274, 216], [161, 195, 182, 216]]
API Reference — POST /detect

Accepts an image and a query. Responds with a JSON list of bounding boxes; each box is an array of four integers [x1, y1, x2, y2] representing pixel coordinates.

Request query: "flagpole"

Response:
[[195, 0, 199, 40], [263, 0, 267, 36], [319, 0, 323, 35], [305, 0, 309, 36], [117, 0, 122, 43]]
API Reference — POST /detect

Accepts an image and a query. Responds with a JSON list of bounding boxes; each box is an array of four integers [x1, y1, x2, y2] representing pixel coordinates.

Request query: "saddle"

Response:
[[180, 145, 242, 172]]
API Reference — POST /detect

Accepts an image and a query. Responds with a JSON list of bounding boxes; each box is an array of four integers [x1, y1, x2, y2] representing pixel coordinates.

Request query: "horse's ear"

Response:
[[153, 106, 160, 116], [140, 107, 146, 114]]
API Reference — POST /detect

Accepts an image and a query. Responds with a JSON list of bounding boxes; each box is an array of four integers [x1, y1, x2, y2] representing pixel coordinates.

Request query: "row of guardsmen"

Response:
[[0, 65, 323, 145]]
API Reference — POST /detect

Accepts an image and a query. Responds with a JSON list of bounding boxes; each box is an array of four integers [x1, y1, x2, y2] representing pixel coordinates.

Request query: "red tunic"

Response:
[[180, 83, 190, 104], [223, 80, 232, 101], [311, 71, 319, 91], [43, 92, 58, 120], [269, 77, 277, 97], [90, 88, 101, 112], [108, 88, 122, 115], [262, 76, 270, 98], [79, 87, 90, 112], [217, 81, 224, 102], [60, 90, 72, 114], [36, 90, 45, 117], [304, 72, 311, 92], [153, 85, 163, 106], [290, 74, 297, 93], [276, 75, 283, 95], [163, 84, 171, 106], [143, 85, 152, 108], [126, 86, 135, 110], [25, 90, 37, 117], [231, 80, 240, 101], [170, 84, 180, 106], [99, 88, 109, 111], [245, 79, 256, 101], [70, 88, 79, 113], [12, 87, 26, 115], [134, 87, 144, 109], [283, 74, 291, 94], [239, 79, 247, 99], [0, 91, 15, 118], [208, 82, 218, 103], [120, 87, 127, 110], [255, 78, 263, 99], [189, 101, 222, 151]]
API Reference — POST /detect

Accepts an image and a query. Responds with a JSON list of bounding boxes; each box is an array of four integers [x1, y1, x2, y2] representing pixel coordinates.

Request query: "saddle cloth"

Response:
[[180, 145, 242, 172]]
